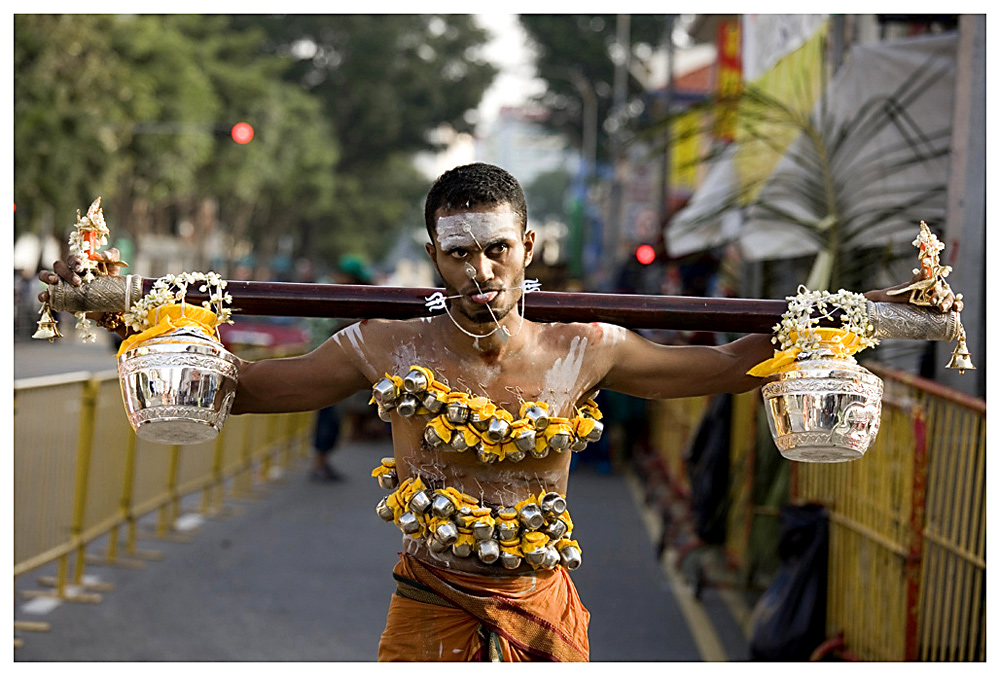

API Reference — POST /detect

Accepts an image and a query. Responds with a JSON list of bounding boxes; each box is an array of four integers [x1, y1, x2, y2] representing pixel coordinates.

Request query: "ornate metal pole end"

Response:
[[866, 300, 962, 342], [47, 274, 143, 314]]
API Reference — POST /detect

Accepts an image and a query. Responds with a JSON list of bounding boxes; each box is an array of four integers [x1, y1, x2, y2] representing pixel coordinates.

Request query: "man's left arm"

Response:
[[597, 331, 774, 401], [598, 278, 961, 401]]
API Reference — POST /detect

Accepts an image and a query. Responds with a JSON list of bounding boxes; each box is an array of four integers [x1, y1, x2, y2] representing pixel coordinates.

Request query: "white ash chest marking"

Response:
[[602, 322, 627, 346], [390, 339, 422, 374], [539, 335, 588, 408], [333, 323, 378, 380]]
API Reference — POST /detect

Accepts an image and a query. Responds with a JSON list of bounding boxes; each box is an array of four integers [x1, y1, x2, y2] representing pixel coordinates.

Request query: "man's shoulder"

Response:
[[340, 316, 438, 341], [535, 320, 629, 344]]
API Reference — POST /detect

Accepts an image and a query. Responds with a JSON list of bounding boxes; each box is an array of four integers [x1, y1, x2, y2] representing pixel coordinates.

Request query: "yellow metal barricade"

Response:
[[793, 362, 985, 661], [866, 366, 987, 662], [796, 396, 924, 660], [648, 395, 710, 495], [724, 390, 759, 579], [14, 344, 314, 589], [14, 374, 90, 584]]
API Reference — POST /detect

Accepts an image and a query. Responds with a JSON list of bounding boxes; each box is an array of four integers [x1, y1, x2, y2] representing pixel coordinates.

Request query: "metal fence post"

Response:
[[904, 405, 928, 661]]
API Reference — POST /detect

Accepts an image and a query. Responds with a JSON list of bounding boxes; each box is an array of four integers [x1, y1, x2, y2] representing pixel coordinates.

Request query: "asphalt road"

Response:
[[14, 331, 122, 382], [13, 336, 756, 662]]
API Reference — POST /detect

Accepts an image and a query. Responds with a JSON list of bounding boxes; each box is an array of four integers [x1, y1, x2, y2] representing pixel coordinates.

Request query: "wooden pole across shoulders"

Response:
[[45, 275, 962, 341]]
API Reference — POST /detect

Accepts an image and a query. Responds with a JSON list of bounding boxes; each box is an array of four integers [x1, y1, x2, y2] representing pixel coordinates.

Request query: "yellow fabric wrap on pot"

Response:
[[579, 398, 602, 420], [520, 532, 550, 568], [747, 328, 864, 378], [117, 303, 220, 357], [371, 458, 396, 480], [555, 538, 580, 553], [574, 416, 597, 438]]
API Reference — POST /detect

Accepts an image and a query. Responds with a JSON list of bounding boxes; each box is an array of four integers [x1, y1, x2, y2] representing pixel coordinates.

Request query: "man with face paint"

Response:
[[39, 162, 959, 662]]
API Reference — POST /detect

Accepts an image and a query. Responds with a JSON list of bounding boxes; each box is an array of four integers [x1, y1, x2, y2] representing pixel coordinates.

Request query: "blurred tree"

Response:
[[233, 15, 496, 168], [15, 15, 497, 270], [229, 15, 498, 262], [519, 14, 668, 163], [14, 15, 132, 239], [171, 15, 340, 269], [105, 15, 224, 244]]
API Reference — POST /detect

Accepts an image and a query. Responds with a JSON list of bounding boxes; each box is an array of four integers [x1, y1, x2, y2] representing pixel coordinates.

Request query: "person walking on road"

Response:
[[39, 163, 957, 662]]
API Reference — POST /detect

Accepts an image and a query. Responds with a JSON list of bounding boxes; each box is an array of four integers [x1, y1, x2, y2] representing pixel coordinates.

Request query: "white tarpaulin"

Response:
[[665, 144, 742, 257], [667, 32, 958, 262]]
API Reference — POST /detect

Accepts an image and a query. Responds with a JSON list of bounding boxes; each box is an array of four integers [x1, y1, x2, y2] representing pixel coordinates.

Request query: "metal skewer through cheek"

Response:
[[464, 262, 510, 343], [457, 224, 523, 344]]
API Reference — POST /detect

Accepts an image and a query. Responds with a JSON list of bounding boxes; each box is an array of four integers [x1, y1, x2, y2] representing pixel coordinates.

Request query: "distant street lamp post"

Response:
[[568, 69, 597, 181]]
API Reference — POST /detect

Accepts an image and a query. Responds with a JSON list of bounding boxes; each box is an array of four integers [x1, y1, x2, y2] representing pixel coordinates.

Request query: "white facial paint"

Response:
[[540, 335, 588, 405], [435, 212, 521, 250]]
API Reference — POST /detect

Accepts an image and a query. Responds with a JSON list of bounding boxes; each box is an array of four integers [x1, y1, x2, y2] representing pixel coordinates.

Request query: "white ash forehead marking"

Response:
[[435, 212, 521, 250], [540, 335, 588, 407]]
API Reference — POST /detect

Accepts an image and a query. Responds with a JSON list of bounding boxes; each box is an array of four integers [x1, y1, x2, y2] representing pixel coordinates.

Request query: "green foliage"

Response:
[[14, 15, 131, 232], [15, 14, 497, 269], [233, 15, 497, 169]]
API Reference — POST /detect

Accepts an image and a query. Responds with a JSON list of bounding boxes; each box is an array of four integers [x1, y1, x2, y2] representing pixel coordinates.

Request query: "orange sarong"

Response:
[[377, 553, 590, 662]]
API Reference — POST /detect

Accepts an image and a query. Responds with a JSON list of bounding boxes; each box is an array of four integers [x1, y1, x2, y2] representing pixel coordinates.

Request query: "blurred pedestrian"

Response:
[[308, 255, 374, 482]]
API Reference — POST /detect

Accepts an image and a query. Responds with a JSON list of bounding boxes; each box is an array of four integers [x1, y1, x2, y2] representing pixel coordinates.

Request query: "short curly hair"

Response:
[[424, 163, 528, 242]]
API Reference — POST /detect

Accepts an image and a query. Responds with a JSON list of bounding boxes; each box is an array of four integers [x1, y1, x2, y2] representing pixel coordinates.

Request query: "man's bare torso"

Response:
[[331, 314, 628, 574]]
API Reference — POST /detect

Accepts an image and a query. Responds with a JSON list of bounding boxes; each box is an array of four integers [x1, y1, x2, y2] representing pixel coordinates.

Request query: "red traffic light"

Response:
[[635, 244, 656, 265], [231, 122, 254, 144]]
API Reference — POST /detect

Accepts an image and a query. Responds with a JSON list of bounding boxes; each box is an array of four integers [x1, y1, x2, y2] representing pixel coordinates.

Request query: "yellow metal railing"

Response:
[[725, 390, 760, 578], [869, 364, 987, 662], [648, 395, 710, 497], [649, 363, 985, 662], [794, 362, 985, 661], [13, 345, 314, 643]]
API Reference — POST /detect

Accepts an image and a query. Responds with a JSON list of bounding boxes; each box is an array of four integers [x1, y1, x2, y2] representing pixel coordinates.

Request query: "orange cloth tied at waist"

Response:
[[117, 303, 221, 357], [378, 553, 590, 662]]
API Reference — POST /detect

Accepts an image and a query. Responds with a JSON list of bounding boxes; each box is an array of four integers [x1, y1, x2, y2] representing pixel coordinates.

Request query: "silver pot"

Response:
[[761, 355, 883, 463], [117, 326, 239, 445], [559, 544, 582, 571], [476, 539, 501, 564]]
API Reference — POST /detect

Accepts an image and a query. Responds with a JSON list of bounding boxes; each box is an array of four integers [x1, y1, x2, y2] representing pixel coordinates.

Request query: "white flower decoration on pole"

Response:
[[123, 271, 234, 333], [772, 285, 880, 355]]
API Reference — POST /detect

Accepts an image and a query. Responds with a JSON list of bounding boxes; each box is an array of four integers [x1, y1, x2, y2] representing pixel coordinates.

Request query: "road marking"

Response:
[[626, 473, 729, 662], [21, 596, 61, 615], [174, 513, 205, 531]]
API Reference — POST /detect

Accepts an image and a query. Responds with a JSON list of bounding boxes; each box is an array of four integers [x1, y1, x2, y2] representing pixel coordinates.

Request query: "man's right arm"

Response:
[[231, 332, 372, 415]]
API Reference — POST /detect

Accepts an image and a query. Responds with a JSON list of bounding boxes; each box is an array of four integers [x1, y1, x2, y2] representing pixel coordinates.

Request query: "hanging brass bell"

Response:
[[32, 304, 62, 342], [946, 335, 975, 374]]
